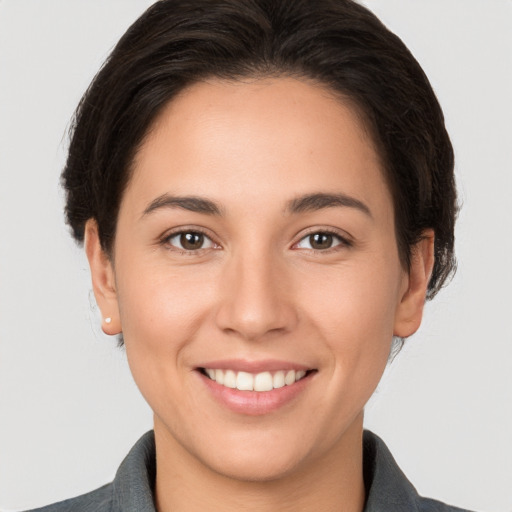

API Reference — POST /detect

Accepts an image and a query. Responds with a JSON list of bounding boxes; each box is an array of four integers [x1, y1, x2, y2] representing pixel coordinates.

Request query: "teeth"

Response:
[[215, 369, 225, 385], [254, 372, 273, 392], [236, 371, 254, 391], [273, 371, 285, 389], [204, 368, 308, 391], [224, 369, 237, 389], [285, 370, 296, 386]]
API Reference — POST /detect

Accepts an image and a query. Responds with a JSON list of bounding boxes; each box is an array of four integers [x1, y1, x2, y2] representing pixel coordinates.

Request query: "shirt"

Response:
[[25, 430, 474, 511]]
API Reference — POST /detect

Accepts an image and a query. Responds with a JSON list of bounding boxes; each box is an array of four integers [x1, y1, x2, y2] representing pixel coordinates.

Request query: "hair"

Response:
[[63, 0, 456, 299]]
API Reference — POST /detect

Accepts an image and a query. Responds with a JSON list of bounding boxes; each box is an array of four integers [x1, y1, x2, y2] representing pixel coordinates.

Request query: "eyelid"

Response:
[[160, 226, 221, 252], [292, 227, 353, 251], [158, 225, 352, 253]]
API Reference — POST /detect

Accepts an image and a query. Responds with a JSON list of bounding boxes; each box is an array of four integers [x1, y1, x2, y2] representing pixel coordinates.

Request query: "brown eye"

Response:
[[167, 231, 215, 251], [309, 233, 333, 250], [295, 231, 347, 251], [181, 232, 204, 250]]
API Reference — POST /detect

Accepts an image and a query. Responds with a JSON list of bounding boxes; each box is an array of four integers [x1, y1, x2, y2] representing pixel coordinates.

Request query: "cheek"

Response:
[[299, 257, 402, 339], [117, 245, 215, 324], [297, 255, 402, 385], [114, 258, 218, 381]]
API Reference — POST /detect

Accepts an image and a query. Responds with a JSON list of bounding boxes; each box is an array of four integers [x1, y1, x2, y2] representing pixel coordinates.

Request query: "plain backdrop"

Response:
[[0, 1, 511, 511]]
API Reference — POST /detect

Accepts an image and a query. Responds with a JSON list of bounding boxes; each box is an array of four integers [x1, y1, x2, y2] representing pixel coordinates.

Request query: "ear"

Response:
[[84, 219, 121, 335], [393, 229, 435, 338]]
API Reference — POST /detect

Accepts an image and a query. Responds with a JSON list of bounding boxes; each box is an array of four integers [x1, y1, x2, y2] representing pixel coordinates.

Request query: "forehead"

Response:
[[126, 77, 391, 216]]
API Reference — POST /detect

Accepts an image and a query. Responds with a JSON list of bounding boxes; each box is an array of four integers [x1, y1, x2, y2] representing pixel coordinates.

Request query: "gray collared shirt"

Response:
[[26, 430, 474, 512]]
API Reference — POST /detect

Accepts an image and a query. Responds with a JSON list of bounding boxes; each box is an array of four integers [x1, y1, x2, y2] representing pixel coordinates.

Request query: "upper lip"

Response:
[[197, 359, 313, 373]]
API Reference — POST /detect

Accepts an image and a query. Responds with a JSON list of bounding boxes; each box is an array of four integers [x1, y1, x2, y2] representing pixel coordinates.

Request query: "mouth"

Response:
[[199, 367, 312, 392], [195, 359, 317, 415]]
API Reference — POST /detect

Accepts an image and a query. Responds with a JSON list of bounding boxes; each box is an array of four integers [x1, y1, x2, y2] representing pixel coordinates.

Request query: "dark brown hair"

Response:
[[63, 0, 456, 298]]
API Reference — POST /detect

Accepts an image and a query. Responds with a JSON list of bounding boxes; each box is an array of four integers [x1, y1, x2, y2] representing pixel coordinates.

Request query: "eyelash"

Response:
[[161, 228, 219, 254], [293, 229, 353, 252], [161, 228, 352, 255]]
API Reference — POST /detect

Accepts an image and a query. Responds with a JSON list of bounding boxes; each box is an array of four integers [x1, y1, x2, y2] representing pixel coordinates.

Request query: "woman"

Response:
[[5, 0, 483, 510]]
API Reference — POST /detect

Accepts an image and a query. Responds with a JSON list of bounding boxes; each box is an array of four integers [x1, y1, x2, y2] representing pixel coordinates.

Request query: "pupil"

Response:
[[310, 233, 332, 249], [181, 232, 203, 250]]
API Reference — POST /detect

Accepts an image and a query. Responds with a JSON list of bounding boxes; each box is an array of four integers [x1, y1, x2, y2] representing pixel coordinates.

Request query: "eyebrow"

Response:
[[141, 191, 371, 219], [142, 194, 223, 217], [286, 192, 372, 218]]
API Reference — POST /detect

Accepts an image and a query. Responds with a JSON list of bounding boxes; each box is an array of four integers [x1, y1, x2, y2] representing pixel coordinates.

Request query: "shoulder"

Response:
[[363, 430, 475, 512], [23, 483, 113, 512], [21, 431, 156, 512], [418, 497, 473, 512]]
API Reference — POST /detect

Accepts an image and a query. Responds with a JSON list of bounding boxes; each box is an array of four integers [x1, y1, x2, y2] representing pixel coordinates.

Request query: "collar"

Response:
[[109, 430, 455, 512], [363, 430, 422, 511], [111, 431, 156, 512]]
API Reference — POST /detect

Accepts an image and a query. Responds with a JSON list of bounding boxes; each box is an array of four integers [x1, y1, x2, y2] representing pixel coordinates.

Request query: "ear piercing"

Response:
[[105, 317, 112, 324]]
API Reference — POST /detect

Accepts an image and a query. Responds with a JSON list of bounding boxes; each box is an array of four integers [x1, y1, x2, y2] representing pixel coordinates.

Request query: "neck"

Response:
[[154, 414, 366, 512]]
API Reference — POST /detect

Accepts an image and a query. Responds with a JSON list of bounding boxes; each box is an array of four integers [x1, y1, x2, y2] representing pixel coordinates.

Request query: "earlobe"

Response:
[[84, 220, 121, 335], [393, 229, 435, 338]]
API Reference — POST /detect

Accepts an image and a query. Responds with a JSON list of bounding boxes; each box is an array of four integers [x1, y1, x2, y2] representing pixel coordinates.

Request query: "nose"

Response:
[[214, 249, 298, 342]]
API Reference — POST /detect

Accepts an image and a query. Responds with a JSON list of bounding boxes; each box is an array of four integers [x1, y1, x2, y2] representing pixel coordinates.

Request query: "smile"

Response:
[[197, 362, 316, 415], [202, 368, 308, 392]]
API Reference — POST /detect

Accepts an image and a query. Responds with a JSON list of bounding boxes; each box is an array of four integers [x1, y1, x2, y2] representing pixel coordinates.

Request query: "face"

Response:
[[87, 77, 431, 482]]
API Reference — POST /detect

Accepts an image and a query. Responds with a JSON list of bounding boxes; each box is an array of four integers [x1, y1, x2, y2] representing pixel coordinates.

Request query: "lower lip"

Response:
[[199, 371, 314, 416]]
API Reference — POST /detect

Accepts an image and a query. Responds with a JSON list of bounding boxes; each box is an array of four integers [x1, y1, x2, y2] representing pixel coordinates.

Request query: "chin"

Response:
[[204, 446, 307, 483], [181, 421, 317, 483]]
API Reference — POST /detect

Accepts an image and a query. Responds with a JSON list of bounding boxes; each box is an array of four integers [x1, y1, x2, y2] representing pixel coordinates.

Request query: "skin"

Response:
[[85, 77, 434, 512]]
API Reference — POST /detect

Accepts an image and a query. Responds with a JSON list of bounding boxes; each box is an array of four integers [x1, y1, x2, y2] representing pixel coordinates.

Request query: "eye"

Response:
[[166, 231, 216, 251], [295, 231, 348, 251]]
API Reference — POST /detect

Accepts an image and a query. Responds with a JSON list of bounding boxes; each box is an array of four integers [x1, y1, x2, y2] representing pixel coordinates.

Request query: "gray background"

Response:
[[0, 1, 511, 510]]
